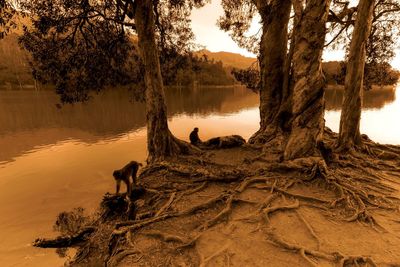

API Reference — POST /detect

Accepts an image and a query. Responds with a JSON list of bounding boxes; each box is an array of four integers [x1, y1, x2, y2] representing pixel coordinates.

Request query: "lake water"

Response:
[[0, 85, 399, 266]]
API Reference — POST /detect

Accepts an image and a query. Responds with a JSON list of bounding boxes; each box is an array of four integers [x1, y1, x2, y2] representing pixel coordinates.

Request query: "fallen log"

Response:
[[33, 226, 96, 248]]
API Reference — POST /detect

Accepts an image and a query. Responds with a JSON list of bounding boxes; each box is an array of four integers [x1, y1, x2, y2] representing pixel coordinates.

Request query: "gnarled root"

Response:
[[140, 230, 187, 243], [33, 226, 96, 248], [266, 231, 377, 267]]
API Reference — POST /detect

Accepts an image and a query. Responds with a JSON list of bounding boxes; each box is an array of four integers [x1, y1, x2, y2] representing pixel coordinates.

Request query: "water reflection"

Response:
[[0, 85, 398, 267], [0, 87, 259, 137], [325, 86, 396, 111], [0, 86, 398, 165], [0, 87, 258, 164]]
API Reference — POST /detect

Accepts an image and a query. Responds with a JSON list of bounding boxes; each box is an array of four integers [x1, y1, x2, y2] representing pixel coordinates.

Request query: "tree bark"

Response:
[[249, 0, 291, 145], [135, 0, 191, 162], [337, 0, 375, 151], [284, 0, 331, 160]]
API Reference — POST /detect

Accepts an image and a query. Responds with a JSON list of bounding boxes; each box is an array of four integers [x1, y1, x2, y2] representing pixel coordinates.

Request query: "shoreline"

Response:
[[34, 129, 400, 266]]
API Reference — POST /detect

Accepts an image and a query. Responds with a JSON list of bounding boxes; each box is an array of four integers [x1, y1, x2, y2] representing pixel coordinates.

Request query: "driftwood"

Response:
[[33, 226, 96, 248]]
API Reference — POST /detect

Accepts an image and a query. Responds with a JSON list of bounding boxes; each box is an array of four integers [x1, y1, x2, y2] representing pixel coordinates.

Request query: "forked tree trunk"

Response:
[[337, 0, 375, 151], [135, 0, 188, 162], [284, 0, 331, 160], [249, 0, 291, 145]]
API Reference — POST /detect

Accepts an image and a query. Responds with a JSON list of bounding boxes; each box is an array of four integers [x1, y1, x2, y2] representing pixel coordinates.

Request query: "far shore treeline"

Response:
[[1, 33, 399, 91]]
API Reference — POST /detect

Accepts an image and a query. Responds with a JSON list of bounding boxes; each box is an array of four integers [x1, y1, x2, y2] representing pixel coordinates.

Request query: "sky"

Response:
[[190, 0, 400, 69], [190, 0, 258, 58]]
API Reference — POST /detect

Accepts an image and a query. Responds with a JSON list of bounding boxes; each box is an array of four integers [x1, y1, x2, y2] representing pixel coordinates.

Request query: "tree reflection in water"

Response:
[[0, 85, 397, 164]]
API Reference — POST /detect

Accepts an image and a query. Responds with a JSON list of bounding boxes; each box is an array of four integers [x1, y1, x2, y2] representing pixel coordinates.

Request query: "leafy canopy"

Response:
[[19, 0, 209, 103]]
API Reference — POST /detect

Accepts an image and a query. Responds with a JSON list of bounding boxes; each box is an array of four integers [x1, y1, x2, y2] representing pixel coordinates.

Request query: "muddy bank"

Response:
[[34, 130, 400, 266]]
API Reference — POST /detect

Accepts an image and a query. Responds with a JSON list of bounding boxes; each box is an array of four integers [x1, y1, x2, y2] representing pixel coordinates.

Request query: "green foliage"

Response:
[[0, 33, 36, 87], [53, 207, 90, 236], [19, 0, 141, 103], [0, 32, 234, 89], [323, 61, 347, 85], [364, 62, 400, 88], [327, 0, 400, 66], [194, 49, 256, 69], [0, 0, 17, 39], [162, 49, 234, 86], [18, 0, 209, 103], [235, 61, 400, 90], [324, 61, 400, 88], [367, 0, 400, 65], [52, 207, 91, 259], [231, 68, 259, 91], [218, 0, 259, 54]]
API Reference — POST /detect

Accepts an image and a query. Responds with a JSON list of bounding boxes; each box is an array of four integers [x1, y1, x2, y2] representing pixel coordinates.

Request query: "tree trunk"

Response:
[[284, 0, 331, 160], [135, 0, 190, 162], [337, 0, 375, 151], [249, 0, 291, 145]]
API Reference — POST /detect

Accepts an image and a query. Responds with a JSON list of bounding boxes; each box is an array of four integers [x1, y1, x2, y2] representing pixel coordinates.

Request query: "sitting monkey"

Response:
[[112, 161, 142, 195], [189, 127, 202, 146]]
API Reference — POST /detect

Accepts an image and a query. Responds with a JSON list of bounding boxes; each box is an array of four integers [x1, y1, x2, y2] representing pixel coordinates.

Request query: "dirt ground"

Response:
[[40, 130, 400, 267]]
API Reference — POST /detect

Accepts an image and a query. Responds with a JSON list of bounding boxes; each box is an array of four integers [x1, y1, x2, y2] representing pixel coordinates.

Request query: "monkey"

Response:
[[112, 161, 142, 196], [189, 127, 202, 146]]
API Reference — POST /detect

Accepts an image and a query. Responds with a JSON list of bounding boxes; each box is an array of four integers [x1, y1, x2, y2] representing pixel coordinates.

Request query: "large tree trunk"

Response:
[[284, 0, 331, 160], [337, 0, 375, 151], [135, 0, 189, 162], [249, 0, 291, 146]]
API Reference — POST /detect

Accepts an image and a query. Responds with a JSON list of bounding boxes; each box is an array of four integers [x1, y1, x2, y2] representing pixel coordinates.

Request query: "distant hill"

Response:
[[195, 49, 257, 70], [5, 25, 392, 89], [0, 35, 238, 88]]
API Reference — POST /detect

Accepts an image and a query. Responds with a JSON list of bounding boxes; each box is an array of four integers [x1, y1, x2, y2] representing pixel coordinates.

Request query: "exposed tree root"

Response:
[[295, 210, 321, 250], [140, 160, 247, 183], [199, 243, 230, 267], [199, 195, 234, 230], [33, 226, 96, 248], [258, 194, 279, 212], [175, 233, 203, 250], [115, 213, 175, 232], [115, 193, 229, 233], [48, 135, 400, 266], [183, 182, 208, 196], [105, 154, 399, 265], [155, 192, 176, 217], [266, 231, 337, 262], [254, 184, 331, 205], [235, 176, 276, 193], [140, 230, 187, 243], [266, 231, 378, 267], [339, 256, 378, 267], [106, 249, 140, 267], [299, 248, 318, 267], [262, 200, 300, 223], [179, 193, 229, 216]]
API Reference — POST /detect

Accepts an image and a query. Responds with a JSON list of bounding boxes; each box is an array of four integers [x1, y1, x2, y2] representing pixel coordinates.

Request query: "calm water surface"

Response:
[[0, 85, 398, 266]]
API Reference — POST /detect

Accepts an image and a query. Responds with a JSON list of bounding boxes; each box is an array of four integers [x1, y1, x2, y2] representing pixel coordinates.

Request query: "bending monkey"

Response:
[[112, 161, 142, 195]]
